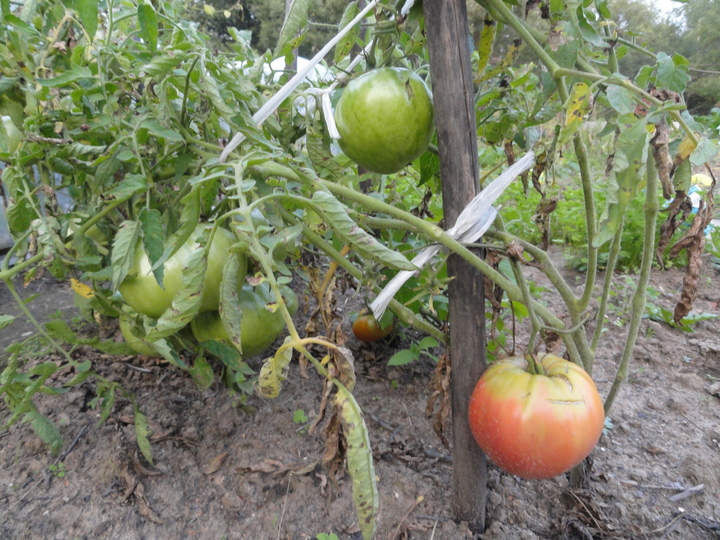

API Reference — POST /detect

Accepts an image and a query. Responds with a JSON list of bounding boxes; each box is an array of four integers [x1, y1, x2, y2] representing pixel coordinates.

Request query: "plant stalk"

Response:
[[603, 149, 659, 414]]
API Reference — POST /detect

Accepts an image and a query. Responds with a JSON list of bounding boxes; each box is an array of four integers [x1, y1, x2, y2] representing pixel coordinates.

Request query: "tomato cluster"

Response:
[[116, 222, 297, 360], [468, 354, 605, 480]]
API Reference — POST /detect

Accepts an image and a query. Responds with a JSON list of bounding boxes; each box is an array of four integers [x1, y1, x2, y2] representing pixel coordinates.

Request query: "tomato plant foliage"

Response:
[[0, 0, 718, 537]]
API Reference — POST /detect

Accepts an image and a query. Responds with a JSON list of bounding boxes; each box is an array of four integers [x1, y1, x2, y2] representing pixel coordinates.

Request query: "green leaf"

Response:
[[606, 85, 635, 115], [256, 336, 293, 398], [690, 138, 718, 167], [219, 255, 243, 353], [138, 2, 159, 53], [141, 118, 184, 143], [387, 349, 417, 366], [189, 354, 214, 390], [139, 208, 165, 288], [274, 0, 310, 58], [0, 76, 18, 95], [334, 2, 360, 64], [153, 188, 200, 272], [310, 191, 417, 271], [26, 409, 63, 456], [6, 196, 34, 235], [574, 6, 605, 47], [75, 0, 98, 41], [145, 231, 209, 339], [0, 315, 16, 329], [418, 336, 439, 350], [4, 14, 41, 36], [202, 340, 244, 372], [656, 52, 690, 93], [334, 384, 378, 540], [111, 220, 141, 291], [109, 173, 148, 199], [37, 66, 93, 87], [149, 337, 188, 369], [133, 403, 154, 465], [594, 118, 649, 247], [141, 52, 188, 78]]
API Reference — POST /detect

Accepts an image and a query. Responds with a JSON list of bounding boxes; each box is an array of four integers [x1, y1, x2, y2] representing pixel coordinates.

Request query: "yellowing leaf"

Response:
[[676, 135, 698, 161], [70, 278, 94, 298], [203, 4, 216, 16], [559, 82, 592, 146]]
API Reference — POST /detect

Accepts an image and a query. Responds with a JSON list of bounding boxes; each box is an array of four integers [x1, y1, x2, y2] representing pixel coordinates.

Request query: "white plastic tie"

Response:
[[370, 151, 536, 320], [219, 0, 378, 162]]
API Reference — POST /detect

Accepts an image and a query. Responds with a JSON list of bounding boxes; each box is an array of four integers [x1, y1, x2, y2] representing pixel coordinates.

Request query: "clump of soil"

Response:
[[1, 259, 720, 539]]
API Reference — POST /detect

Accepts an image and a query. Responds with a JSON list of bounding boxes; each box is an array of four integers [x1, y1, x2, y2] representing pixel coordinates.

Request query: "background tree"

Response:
[[188, 0, 347, 57]]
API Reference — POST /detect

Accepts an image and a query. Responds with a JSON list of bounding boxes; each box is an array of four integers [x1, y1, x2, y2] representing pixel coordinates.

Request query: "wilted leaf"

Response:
[[311, 191, 416, 271], [256, 336, 293, 398], [334, 383, 378, 540], [650, 119, 673, 199]]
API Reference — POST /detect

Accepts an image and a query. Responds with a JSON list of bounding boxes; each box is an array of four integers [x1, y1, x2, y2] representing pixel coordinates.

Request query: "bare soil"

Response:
[[1, 254, 720, 540]]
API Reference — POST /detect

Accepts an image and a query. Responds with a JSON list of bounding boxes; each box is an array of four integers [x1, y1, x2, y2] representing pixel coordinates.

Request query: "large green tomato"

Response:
[[334, 67, 435, 174], [468, 354, 605, 480], [119, 315, 160, 357], [191, 283, 298, 358], [119, 224, 247, 319]]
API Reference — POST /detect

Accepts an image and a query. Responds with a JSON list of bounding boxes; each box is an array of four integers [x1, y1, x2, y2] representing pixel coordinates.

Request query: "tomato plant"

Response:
[[352, 311, 395, 342], [334, 67, 435, 174], [119, 225, 247, 319], [468, 354, 605, 480], [191, 283, 298, 357]]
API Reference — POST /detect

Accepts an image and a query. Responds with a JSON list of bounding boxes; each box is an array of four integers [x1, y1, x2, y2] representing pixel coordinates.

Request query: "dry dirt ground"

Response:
[[1, 254, 720, 539]]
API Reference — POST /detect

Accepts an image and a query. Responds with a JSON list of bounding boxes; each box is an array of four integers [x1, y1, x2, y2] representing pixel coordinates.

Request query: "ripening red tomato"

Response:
[[352, 312, 394, 342], [468, 354, 605, 480]]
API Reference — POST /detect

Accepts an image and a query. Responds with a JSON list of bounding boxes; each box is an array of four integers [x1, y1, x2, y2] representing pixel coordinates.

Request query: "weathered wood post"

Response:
[[422, 0, 488, 532]]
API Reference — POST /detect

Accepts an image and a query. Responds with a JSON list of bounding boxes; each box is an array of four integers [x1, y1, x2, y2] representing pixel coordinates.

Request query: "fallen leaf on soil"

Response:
[[235, 458, 318, 477], [707, 381, 720, 398], [203, 452, 229, 475], [133, 451, 162, 477]]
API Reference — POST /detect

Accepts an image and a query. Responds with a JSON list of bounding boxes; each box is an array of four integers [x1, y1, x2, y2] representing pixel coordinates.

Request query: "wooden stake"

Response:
[[422, 0, 487, 532]]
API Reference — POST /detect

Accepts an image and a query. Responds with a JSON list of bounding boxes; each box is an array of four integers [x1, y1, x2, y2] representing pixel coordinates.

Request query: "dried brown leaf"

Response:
[[332, 346, 356, 392], [425, 354, 451, 448], [322, 412, 346, 484], [651, 118, 673, 199], [202, 451, 229, 475], [656, 193, 692, 267], [671, 182, 715, 324]]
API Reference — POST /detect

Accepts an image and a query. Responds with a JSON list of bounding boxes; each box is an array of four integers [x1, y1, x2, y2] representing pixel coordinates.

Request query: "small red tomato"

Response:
[[468, 354, 605, 479], [352, 312, 394, 342]]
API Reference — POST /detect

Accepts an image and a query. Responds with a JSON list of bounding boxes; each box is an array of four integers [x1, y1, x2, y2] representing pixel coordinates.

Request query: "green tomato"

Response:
[[334, 67, 435, 174], [119, 224, 247, 319], [190, 283, 298, 357], [119, 315, 161, 357]]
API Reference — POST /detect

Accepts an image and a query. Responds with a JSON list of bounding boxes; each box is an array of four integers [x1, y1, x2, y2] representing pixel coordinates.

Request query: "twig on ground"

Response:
[[392, 495, 425, 540]]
